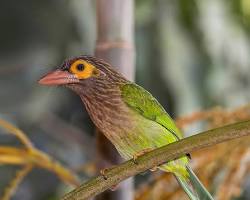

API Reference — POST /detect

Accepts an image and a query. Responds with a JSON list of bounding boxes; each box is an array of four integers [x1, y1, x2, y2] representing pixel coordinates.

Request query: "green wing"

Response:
[[121, 83, 183, 140]]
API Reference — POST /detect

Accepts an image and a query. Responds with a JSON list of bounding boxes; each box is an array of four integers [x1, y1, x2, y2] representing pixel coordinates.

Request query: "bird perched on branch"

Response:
[[39, 55, 213, 200]]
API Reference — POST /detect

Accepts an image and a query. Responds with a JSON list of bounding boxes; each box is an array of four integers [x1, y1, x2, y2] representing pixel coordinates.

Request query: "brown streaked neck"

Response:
[[77, 81, 130, 135]]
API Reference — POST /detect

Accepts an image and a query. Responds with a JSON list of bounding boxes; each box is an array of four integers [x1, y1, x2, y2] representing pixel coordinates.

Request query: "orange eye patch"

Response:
[[69, 60, 99, 79]]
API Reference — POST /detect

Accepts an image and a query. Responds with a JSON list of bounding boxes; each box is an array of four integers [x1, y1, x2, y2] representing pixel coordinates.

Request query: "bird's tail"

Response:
[[174, 166, 214, 200]]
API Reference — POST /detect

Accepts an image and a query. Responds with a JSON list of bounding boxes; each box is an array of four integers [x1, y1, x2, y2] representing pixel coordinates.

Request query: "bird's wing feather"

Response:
[[121, 83, 183, 140], [121, 84, 212, 199]]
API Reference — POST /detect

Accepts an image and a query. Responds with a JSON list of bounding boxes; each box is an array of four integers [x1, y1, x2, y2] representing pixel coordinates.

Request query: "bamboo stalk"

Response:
[[94, 0, 135, 200], [61, 120, 250, 200]]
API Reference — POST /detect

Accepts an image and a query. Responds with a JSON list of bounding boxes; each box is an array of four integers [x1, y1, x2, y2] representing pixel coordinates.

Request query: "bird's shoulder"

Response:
[[120, 83, 183, 139]]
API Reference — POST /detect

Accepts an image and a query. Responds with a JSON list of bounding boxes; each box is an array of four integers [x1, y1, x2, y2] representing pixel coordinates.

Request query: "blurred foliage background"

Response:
[[0, 0, 250, 199]]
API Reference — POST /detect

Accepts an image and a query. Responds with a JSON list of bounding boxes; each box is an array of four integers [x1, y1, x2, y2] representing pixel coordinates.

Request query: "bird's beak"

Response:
[[38, 70, 79, 86]]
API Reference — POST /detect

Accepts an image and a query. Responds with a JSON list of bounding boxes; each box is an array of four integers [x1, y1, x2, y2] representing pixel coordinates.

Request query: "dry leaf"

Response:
[[0, 119, 80, 200]]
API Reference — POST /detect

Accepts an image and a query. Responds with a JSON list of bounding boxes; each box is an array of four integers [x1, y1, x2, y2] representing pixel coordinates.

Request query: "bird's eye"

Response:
[[76, 64, 85, 71], [69, 59, 98, 79]]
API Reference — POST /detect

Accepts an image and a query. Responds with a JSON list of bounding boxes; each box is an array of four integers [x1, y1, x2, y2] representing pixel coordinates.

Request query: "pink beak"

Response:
[[38, 70, 79, 86]]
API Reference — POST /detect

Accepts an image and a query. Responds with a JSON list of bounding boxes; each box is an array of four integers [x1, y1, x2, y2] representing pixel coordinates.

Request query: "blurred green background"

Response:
[[0, 0, 250, 199]]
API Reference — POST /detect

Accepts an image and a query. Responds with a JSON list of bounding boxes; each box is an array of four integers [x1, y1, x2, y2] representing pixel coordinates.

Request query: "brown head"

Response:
[[39, 55, 127, 97], [39, 56, 130, 133]]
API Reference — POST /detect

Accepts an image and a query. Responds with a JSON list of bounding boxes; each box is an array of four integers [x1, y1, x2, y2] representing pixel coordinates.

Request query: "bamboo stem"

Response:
[[95, 0, 135, 199], [61, 120, 250, 200]]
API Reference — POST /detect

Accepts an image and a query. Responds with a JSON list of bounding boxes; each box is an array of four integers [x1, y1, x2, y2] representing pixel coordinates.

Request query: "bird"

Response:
[[39, 55, 214, 200]]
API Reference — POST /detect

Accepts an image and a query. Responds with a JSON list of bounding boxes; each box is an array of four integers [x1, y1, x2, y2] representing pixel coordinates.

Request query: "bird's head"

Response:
[[39, 55, 126, 95]]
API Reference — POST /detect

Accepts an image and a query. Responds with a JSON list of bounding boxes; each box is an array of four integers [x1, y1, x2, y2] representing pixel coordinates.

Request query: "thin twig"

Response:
[[2, 165, 33, 200], [61, 120, 250, 200], [0, 119, 33, 149]]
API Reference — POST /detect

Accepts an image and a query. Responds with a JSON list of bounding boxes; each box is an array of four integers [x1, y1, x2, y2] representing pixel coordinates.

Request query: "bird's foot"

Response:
[[100, 165, 117, 180], [132, 148, 154, 164], [100, 168, 109, 180], [100, 167, 119, 190]]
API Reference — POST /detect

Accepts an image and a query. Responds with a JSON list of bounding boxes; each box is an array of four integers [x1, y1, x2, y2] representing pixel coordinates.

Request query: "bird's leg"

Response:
[[132, 148, 154, 164]]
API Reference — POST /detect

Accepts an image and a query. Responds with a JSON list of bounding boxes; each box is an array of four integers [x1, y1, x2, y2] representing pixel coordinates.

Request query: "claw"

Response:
[[100, 170, 119, 191], [100, 168, 108, 180], [132, 148, 154, 165], [133, 155, 139, 165], [150, 166, 158, 172], [186, 153, 192, 159]]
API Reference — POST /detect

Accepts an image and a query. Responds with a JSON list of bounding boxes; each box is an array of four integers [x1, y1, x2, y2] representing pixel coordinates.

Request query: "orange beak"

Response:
[[38, 70, 79, 86]]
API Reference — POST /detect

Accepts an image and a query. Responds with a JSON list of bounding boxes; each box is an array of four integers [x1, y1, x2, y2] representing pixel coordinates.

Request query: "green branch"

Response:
[[61, 120, 250, 200]]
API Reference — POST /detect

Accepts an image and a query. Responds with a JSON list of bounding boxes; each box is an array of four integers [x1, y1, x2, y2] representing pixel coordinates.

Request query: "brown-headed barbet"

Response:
[[39, 55, 213, 200]]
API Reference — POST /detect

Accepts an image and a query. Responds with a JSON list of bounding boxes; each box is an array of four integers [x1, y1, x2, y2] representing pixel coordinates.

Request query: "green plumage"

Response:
[[121, 83, 189, 176], [121, 83, 183, 140], [120, 83, 213, 200]]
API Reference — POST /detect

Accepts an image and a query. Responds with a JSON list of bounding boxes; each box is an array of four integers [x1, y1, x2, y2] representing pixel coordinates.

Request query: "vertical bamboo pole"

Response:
[[95, 0, 135, 200]]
